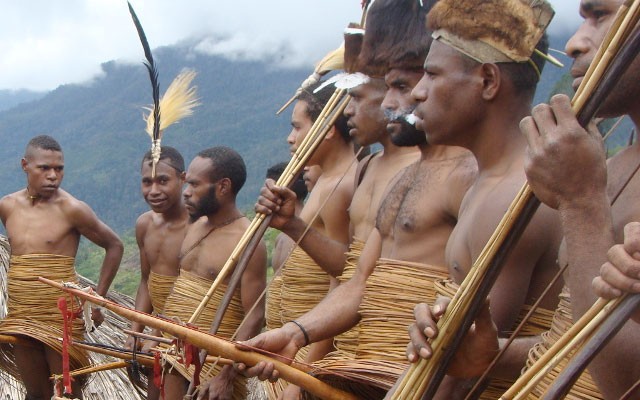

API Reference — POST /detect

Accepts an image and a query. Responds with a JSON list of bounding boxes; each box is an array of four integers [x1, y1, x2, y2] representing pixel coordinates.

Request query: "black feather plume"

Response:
[[128, 1, 160, 142]]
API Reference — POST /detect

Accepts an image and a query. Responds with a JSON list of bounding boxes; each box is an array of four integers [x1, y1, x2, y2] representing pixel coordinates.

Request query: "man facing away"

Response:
[[125, 146, 188, 400], [0, 135, 123, 399], [160, 146, 266, 400]]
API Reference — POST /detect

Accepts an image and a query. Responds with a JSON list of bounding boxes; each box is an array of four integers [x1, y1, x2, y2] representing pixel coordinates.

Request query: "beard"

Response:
[[385, 107, 427, 147], [188, 185, 221, 222]]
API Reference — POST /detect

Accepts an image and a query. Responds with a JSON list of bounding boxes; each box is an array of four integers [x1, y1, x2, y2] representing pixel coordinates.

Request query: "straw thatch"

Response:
[[0, 234, 145, 399]]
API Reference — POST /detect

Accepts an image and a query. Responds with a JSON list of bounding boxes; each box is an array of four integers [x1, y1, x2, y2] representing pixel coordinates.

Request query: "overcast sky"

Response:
[[0, 0, 583, 91]]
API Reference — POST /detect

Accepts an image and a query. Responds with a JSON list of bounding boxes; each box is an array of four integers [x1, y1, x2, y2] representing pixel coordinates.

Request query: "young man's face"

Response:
[[567, 0, 639, 117], [22, 148, 64, 198], [287, 100, 314, 156], [344, 79, 388, 147], [383, 68, 427, 147], [183, 157, 221, 222], [141, 160, 185, 214], [412, 40, 481, 147]]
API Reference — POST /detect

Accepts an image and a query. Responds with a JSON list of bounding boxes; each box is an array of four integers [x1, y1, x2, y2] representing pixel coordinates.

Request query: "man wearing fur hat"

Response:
[[403, 0, 566, 397], [409, 0, 640, 397]]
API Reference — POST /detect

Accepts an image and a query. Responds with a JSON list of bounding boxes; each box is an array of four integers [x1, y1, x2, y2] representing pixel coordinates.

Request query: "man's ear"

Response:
[[324, 125, 338, 140], [480, 63, 501, 101], [180, 171, 186, 183], [218, 177, 233, 196], [21, 158, 28, 171]]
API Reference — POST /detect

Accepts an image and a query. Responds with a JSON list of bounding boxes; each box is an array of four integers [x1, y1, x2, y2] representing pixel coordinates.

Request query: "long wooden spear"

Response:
[[39, 277, 358, 400], [388, 1, 640, 399]]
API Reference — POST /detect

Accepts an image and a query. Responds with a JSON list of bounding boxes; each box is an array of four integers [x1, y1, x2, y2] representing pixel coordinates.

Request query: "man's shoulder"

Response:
[[0, 190, 21, 205]]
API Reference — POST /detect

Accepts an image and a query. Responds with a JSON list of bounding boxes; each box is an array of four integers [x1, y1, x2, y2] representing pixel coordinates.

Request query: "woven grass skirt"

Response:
[[305, 258, 449, 400], [161, 269, 247, 399], [0, 254, 89, 382], [263, 246, 333, 399], [522, 287, 603, 399], [148, 271, 178, 315]]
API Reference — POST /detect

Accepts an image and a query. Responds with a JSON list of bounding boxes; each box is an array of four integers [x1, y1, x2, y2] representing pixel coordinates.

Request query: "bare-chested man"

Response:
[[402, 0, 564, 397], [124, 147, 188, 400], [0, 135, 123, 399], [407, 1, 640, 399], [159, 147, 266, 400], [237, 2, 475, 397], [258, 28, 419, 282]]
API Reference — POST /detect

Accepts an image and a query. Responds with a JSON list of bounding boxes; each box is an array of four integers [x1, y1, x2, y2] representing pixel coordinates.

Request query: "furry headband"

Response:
[[428, 0, 554, 64]]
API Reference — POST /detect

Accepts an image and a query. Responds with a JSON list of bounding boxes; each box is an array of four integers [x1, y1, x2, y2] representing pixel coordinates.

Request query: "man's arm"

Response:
[[126, 217, 154, 349], [521, 95, 640, 398], [236, 228, 383, 379], [487, 202, 562, 334], [70, 201, 123, 297], [522, 94, 612, 316], [256, 179, 348, 276]]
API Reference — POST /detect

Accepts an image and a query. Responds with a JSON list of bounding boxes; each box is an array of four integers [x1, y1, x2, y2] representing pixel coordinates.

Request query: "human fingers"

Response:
[[607, 242, 640, 285], [432, 296, 451, 318], [530, 102, 558, 138], [593, 275, 622, 299], [260, 183, 284, 206], [407, 322, 433, 361], [414, 302, 440, 340], [623, 222, 640, 258], [548, 94, 581, 131], [520, 116, 542, 150], [597, 261, 640, 297]]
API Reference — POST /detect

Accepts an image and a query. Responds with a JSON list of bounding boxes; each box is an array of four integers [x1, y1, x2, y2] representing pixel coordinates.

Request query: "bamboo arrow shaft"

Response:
[[542, 294, 640, 400]]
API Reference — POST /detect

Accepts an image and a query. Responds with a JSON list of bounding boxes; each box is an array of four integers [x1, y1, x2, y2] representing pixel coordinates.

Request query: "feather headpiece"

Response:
[[143, 69, 200, 137], [128, 2, 199, 177], [275, 45, 345, 115]]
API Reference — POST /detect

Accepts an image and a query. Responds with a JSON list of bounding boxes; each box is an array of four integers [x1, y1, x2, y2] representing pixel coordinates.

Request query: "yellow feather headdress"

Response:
[[142, 69, 200, 175]]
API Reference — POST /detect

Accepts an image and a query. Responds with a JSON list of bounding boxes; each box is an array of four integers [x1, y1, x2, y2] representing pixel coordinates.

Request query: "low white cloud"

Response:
[[0, 0, 582, 91]]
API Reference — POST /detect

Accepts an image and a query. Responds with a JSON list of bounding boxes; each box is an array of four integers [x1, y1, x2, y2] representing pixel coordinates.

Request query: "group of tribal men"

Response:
[[1, 0, 639, 399]]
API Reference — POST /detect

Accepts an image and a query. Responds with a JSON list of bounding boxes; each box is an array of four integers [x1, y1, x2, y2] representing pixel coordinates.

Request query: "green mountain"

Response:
[[0, 43, 308, 233], [2, 32, 629, 238]]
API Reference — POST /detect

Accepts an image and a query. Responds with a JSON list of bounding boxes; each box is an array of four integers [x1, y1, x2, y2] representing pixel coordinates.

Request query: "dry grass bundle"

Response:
[[304, 260, 447, 400], [0, 236, 145, 399], [357, 259, 447, 363], [430, 277, 559, 400], [0, 254, 89, 378]]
